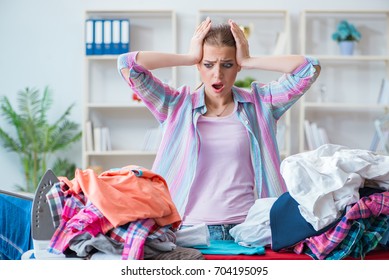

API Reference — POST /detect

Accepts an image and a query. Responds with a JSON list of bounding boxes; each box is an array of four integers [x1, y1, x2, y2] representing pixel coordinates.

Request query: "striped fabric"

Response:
[[46, 180, 175, 259], [47, 182, 128, 243], [46, 181, 86, 228], [48, 202, 113, 255], [118, 52, 320, 216], [122, 219, 157, 260], [294, 192, 389, 260]]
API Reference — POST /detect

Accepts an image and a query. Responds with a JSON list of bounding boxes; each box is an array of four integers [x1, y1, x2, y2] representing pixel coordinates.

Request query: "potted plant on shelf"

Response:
[[332, 20, 361, 55], [0, 86, 82, 193]]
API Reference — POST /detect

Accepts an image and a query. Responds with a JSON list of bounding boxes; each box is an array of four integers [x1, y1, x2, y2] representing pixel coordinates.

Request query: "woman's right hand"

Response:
[[188, 17, 211, 64]]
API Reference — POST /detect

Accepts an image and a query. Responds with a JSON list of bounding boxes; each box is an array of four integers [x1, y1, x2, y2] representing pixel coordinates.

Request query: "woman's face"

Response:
[[197, 44, 241, 98]]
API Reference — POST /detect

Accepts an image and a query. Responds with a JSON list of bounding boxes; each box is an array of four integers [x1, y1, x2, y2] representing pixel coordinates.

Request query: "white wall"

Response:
[[1, 0, 388, 191]]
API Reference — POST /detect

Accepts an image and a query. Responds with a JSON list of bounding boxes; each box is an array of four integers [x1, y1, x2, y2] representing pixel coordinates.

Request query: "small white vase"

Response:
[[339, 41, 355, 55]]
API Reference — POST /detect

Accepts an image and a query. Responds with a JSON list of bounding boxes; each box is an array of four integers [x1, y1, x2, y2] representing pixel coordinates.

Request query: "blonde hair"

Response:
[[203, 23, 236, 48]]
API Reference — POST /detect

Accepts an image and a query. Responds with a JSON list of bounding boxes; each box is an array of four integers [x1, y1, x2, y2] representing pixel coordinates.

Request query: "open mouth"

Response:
[[212, 82, 224, 91]]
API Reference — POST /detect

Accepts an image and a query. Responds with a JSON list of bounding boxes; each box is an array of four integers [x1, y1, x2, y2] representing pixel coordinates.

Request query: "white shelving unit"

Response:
[[83, 10, 177, 171], [198, 10, 292, 157], [299, 10, 389, 152]]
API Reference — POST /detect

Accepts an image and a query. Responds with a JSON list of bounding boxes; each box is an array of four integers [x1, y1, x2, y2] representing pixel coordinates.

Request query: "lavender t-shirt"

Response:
[[183, 106, 255, 225]]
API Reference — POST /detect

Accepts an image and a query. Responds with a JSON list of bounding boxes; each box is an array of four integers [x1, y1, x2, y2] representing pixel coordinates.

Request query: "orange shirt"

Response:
[[60, 165, 181, 229]]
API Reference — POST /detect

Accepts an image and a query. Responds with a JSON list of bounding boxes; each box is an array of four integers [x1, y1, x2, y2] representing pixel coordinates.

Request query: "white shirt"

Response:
[[281, 144, 389, 230]]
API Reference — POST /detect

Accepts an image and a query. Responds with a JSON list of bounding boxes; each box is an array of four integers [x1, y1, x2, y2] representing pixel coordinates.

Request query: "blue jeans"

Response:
[[180, 224, 237, 241], [208, 224, 237, 240]]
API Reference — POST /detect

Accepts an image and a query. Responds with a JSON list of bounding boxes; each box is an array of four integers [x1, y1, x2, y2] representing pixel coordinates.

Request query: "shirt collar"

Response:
[[191, 85, 253, 111]]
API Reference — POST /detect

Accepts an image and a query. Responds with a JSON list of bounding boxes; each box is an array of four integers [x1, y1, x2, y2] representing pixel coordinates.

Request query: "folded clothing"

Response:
[[194, 240, 265, 255]]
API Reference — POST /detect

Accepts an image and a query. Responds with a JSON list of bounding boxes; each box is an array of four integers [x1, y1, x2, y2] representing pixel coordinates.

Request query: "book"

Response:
[[103, 19, 112, 55], [112, 19, 121, 54], [85, 19, 94, 55], [310, 122, 321, 149], [374, 117, 389, 153], [85, 121, 94, 151], [370, 78, 389, 151], [304, 120, 315, 150], [101, 127, 112, 151], [93, 127, 102, 152], [304, 121, 330, 150], [93, 19, 103, 55], [120, 19, 130, 54], [318, 127, 330, 145], [377, 78, 389, 104]]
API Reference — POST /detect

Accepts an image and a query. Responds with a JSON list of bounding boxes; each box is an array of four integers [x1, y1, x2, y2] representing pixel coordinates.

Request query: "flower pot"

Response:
[[338, 41, 355, 56]]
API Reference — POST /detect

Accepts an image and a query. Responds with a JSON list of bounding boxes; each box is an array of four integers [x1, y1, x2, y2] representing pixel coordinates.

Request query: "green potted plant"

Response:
[[0, 86, 82, 193], [332, 20, 361, 55]]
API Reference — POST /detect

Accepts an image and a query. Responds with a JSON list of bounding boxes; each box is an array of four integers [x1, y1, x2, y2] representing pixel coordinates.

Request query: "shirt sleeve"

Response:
[[117, 51, 181, 123], [254, 56, 320, 120]]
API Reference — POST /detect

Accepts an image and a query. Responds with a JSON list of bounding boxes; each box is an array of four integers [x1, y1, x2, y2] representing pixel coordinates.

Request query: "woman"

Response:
[[118, 17, 320, 240]]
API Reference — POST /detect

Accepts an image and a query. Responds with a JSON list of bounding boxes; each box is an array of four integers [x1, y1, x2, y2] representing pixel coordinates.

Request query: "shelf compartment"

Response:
[[87, 108, 159, 152], [304, 110, 382, 151], [301, 10, 389, 56], [304, 102, 389, 112]]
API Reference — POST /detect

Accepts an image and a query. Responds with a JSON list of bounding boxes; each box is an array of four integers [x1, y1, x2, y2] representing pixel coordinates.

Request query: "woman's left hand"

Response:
[[229, 19, 250, 67]]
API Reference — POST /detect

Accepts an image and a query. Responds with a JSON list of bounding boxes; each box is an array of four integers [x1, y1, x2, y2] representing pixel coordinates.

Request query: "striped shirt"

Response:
[[118, 52, 320, 217], [294, 191, 389, 260], [46, 181, 173, 259]]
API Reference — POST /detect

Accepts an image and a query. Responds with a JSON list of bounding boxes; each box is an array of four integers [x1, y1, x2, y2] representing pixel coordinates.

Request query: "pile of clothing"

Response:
[[230, 144, 389, 259], [45, 165, 201, 260]]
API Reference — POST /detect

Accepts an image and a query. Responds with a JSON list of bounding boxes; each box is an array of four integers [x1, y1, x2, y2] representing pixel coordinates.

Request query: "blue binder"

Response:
[[85, 19, 94, 55], [120, 19, 130, 54], [93, 19, 103, 55], [111, 19, 121, 55], [103, 19, 112, 55]]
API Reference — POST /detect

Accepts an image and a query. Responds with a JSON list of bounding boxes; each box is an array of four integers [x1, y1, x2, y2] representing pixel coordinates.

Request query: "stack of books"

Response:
[[85, 121, 112, 152], [85, 18, 130, 55], [304, 120, 330, 150]]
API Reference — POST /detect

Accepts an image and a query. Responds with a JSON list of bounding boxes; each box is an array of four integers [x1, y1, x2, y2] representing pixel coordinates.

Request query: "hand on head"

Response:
[[190, 18, 250, 67], [228, 19, 250, 67], [189, 17, 212, 64]]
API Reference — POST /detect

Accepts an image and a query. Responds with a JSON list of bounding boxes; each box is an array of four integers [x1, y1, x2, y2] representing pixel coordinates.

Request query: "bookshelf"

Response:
[[198, 9, 292, 157], [298, 10, 389, 152], [83, 10, 177, 171]]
